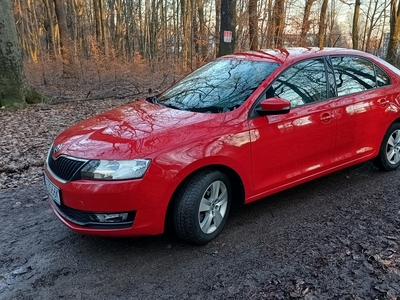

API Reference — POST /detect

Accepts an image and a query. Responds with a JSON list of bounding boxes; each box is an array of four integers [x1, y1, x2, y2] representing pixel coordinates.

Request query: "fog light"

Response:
[[93, 213, 129, 223]]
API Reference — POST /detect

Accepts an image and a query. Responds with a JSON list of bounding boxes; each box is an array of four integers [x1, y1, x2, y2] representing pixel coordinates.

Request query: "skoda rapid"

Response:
[[44, 48, 400, 244]]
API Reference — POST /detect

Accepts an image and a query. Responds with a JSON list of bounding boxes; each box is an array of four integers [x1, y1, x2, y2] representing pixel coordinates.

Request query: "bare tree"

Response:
[[54, 0, 77, 77], [352, 0, 361, 49], [215, 0, 221, 56], [0, 0, 43, 108], [318, 0, 329, 47], [386, 0, 400, 65], [265, 0, 274, 48], [249, 0, 258, 50], [196, 0, 208, 61], [273, 0, 285, 48], [9, 0, 398, 83], [299, 0, 316, 46], [218, 0, 236, 56], [363, 0, 389, 52]]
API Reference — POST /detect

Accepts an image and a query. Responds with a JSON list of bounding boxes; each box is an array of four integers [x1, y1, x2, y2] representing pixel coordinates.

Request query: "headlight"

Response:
[[81, 159, 151, 180]]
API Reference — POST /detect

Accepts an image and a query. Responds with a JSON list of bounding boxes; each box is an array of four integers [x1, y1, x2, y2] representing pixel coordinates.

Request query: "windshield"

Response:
[[154, 59, 279, 113]]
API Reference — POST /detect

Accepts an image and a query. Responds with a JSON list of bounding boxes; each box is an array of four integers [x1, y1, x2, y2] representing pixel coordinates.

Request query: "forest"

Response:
[[0, 0, 399, 108], [12, 0, 400, 68]]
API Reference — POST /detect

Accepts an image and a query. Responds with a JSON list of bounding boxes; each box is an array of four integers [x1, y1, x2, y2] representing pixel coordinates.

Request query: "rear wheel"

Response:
[[374, 123, 400, 171], [173, 169, 231, 245]]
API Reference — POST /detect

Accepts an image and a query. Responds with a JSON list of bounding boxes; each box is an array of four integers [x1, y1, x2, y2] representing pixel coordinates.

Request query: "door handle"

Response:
[[378, 99, 390, 107], [320, 113, 333, 123]]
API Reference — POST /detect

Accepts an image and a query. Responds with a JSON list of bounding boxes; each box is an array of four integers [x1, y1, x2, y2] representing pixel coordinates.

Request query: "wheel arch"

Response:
[[164, 164, 246, 233], [379, 117, 400, 149], [373, 119, 400, 171], [374, 117, 400, 157], [388, 118, 400, 127]]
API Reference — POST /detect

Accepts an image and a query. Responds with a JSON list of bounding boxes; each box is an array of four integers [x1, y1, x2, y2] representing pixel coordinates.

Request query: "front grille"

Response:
[[54, 202, 135, 229], [47, 147, 87, 182]]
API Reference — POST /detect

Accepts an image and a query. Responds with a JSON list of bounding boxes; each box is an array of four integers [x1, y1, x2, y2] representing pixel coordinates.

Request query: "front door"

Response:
[[249, 58, 337, 197]]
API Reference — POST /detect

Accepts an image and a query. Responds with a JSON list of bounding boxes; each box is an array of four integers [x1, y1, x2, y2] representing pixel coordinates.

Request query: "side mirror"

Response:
[[256, 97, 291, 116]]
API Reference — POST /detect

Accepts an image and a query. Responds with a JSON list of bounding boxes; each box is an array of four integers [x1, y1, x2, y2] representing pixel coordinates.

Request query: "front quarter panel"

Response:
[[149, 121, 253, 201]]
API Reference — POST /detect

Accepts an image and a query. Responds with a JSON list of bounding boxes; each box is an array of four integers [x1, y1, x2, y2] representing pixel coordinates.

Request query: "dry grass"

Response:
[[24, 55, 185, 102]]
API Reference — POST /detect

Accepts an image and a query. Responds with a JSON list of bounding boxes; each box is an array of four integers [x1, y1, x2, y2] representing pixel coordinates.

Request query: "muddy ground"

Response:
[[1, 161, 400, 299]]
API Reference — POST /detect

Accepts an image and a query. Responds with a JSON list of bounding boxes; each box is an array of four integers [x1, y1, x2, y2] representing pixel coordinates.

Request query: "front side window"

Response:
[[155, 59, 279, 113], [271, 58, 327, 108], [331, 56, 376, 96]]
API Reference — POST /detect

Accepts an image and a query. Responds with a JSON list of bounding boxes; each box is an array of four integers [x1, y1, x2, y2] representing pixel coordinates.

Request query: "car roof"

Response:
[[221, 47, 373, 64]]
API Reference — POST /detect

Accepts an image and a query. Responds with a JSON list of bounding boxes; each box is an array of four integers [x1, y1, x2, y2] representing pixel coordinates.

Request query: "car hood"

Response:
[[53, 100, 229, 160]]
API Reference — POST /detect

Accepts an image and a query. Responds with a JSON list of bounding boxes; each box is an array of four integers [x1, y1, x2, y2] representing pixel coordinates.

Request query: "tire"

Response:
[[374, 123, 400, 171], [173, 169, 231, 245]]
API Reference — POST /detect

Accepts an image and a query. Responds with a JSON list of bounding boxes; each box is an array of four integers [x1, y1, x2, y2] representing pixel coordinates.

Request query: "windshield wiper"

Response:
[[160, 102, 184, 110], [146, 96, 159, 104]]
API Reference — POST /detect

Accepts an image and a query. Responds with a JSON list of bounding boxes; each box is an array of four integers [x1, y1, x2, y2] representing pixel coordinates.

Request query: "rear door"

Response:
[[330, 56, 392, 165]]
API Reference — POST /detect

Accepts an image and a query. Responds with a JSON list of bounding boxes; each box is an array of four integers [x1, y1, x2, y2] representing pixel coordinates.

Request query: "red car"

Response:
[[44, 48, 400, 244]]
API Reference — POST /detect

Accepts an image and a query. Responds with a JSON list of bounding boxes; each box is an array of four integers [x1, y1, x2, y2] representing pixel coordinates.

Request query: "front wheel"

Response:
[[374, 123, 400, 171], [173, 169, 231, 245]]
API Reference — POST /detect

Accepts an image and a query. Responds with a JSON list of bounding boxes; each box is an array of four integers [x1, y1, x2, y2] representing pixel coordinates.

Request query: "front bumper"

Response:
[[44, 169, 169, 237]]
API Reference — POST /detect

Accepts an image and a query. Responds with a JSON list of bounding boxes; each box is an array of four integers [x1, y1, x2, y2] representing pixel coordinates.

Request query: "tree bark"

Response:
[[54, 0, 76, 77], [0, 0, 44, 108], [386, 0, 400, 65], [215, 0, 220, 57], [266, 0, 274, 48], [361, 0, 373, 51], [249, 0, 258, 50], [99, 0, 109, 57], [273, 0, 285, 48], [218, 0, 236, 56], [299, 0, 316, 46], [197, 0, 208, 60], [43, 0, 57, 57], [318, 0, 329, 47], [352, 0, 361, 49]]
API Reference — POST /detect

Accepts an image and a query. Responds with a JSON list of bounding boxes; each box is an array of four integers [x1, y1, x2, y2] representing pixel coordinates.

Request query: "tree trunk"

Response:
[[273, 0, 285, 48], [73, 0, 86, 57], [180, 0, 191, 66], [54, 0, 76, 77], [197, 0, 208, 61], [361, 0, 373, 51], [386, 0, 400, 65], [218, 0, 236, 56], [0, 0, 44, 108], [266, 0, 274, 48], [377, 0, 388, 56], [352, 0, 361, 49], [299, 0, 316, 46], [318, 0, 329, 47], [43, 0, 57, 58], [215, 0, 220, 57], [99, 0, 109, 57], [249, 0, 258, 50]]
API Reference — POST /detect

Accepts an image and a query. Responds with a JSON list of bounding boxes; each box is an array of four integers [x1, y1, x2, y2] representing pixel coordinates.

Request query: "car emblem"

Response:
[[53, 144, 63, 154]]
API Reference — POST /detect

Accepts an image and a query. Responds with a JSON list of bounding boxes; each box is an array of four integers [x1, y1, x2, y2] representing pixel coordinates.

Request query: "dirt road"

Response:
[[1, 162, 400, 299]]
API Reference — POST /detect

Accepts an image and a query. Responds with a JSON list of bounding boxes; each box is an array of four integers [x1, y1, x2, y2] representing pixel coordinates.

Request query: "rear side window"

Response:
[[331, 56, 377, 96], [376, 66, 390, 87]]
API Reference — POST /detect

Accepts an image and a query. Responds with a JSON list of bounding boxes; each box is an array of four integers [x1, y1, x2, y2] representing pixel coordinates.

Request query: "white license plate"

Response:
[[44, 174, 61, 205]]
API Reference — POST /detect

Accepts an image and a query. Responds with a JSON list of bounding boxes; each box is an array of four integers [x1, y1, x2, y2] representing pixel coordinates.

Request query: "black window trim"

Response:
[[248, 54, 393, 120], [374, 63, 392, 87], [328, 54, 392, 99], [248, 56, 331, 119]]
